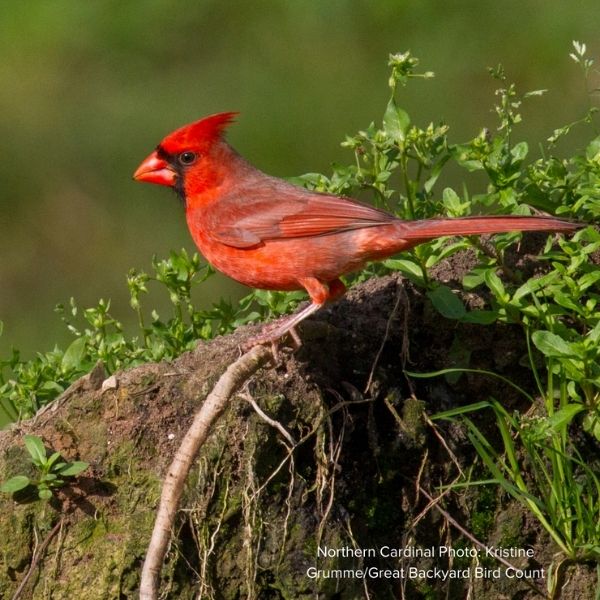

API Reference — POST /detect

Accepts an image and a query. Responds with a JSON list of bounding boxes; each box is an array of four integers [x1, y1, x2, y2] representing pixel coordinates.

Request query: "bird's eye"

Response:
[[178, 151, 198, 166]]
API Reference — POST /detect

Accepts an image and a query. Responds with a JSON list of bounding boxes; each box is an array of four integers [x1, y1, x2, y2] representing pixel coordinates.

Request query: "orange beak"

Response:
[[133, 151, 177, 187]]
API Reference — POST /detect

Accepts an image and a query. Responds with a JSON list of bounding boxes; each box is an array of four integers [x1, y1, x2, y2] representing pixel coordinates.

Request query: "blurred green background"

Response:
[[1, 1, 599, 358]]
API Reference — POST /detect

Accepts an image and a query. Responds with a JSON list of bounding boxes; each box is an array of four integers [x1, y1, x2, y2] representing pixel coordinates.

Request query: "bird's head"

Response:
[[133, 111, 238, 199]]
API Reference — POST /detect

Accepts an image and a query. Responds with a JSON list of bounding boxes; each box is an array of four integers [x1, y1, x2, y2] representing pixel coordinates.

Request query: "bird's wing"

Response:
[[205, 180, 395, 249]]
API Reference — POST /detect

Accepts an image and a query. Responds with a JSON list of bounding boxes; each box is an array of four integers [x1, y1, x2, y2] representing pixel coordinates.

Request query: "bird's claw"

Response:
[[241, 322, 302, 362]]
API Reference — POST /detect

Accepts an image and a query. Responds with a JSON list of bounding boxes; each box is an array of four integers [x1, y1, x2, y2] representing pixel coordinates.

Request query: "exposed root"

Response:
[[240, 389, 296, 446], [139, 345, 271, 600], [343, 517, 373, 600], [415, 483, 548, 600], [241, 442, 261, 600], [364, 281, 408, 394], [185, 385, 308, 600], [193, 452, 229, 600], [11, 518, 64, 600], [141, 347, 384, 598], [396, 407, 547, 598], [278, 454, 296, 569], [423, 412, 464, 476], [316, 409, 346, 549]]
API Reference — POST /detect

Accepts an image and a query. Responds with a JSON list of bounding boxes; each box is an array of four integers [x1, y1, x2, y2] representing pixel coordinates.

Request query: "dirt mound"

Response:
[[1, 247, 595, 599]]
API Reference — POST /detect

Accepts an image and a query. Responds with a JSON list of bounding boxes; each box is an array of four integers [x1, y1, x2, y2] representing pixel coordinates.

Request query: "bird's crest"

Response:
[[159, 112, 238, 152]]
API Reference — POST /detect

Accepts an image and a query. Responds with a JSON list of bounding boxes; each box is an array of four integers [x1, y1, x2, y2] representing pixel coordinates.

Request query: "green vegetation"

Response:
[[1, 43, 599, 593], [4, 2, 600, 362], [0, 252, 304, 422], [1, 43, 599, 417], [0, 434, 88, 501]]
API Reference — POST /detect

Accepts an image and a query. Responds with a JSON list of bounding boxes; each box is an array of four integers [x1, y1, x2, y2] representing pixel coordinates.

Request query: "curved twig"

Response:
[[239, 390, 296, 446], [12, 517, 64, 600], [415, 483, 548, 600], [139, 345, 272, 600]]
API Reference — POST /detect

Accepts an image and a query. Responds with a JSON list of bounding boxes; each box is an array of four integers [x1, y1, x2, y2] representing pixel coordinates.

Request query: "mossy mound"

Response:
[[1, 258, 596, 598]]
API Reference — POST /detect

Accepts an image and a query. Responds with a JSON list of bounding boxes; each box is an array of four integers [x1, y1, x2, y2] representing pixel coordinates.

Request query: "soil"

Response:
[[0, 242, 597, 599]]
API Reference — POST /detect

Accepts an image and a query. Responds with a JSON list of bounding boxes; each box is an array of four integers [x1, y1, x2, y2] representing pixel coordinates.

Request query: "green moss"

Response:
[[402, 395, 427, 447], [1, 444, 35, 482], [53, 417, 79, 438], [0, 500, 63, 599], [496, 503, 526, 548], [106, 440, 137, 479], [0, 507, 35, 572], [72, 513, 114, 548], [470, 485, 498, 540]]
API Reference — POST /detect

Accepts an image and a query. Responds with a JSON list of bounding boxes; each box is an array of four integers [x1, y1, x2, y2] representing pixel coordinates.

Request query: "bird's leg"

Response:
[[244, 277, 346, 352], [326, 278, 347, 303]]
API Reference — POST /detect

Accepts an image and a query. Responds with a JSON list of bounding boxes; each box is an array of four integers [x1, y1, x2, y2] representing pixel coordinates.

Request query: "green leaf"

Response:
[[38, 488, 53, 501], [427, 285, 466, 319], [587, 321, 600, 344], [424, 240, 469, 268], [0, 398, 19, 430], [41, 381, 65, 394], [551, 290, 583, 313], [583, 412, 600, 442], [383, 258, 425, 282], [24, 435, 47, 464], [512, 272, 556, 302], [452, 144, 484, 172], [46, 452, 63, 469], [442, 188, 462, 214], [578, 271, 600, 291], [442, 188, 471, 217], [531, 330, 579, 358], [58, 461, 89, 477], [461, 310, 498, 325], [61, 336, 87, 371], [0, 475, 31, 493], [462, 271, 486, 290], [383, 98, 410, 142], [547, 403, 586, 431], [585, 136, 600, 161], [560, 357, 587, 382], [430, 400, 493, 420], [423, 157, 449, 194], [510, 141, 528, 163], [484, 270, 507, 301]]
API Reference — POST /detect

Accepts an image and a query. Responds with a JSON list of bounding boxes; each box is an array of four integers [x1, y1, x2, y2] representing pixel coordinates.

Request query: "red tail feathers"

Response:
[[399, 215, 581, 239]]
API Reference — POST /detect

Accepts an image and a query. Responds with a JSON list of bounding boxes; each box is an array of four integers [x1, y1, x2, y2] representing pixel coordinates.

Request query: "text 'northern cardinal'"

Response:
[[134, 112, 580, 346]]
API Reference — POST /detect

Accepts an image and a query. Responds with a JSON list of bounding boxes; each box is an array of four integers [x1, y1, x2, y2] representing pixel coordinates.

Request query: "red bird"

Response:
[[134, 112, 579, 346]]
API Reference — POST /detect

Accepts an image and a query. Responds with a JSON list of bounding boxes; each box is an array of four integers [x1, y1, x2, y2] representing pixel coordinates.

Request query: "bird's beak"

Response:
[[133, 151, 176, 187]]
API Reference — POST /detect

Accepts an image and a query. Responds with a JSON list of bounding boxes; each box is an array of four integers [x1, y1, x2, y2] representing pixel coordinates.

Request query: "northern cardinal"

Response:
[[134, 112, 579, 346]]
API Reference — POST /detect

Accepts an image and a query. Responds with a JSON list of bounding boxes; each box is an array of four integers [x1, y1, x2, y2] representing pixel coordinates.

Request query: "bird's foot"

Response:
[[241, 301, 323, 360], [241, 318, 302, 361]]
